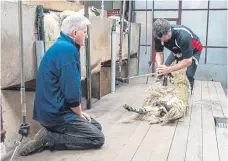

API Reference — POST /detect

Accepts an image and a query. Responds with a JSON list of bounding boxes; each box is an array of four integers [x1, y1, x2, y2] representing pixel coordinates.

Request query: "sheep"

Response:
[[123, 64, 191, 125]]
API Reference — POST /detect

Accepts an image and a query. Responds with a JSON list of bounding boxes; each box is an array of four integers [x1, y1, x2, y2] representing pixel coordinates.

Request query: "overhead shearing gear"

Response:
[[10, 1, 31, 160]]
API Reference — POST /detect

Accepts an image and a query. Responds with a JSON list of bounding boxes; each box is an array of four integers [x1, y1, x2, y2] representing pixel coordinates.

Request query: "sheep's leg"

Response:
[[123, 104, 150, 115]]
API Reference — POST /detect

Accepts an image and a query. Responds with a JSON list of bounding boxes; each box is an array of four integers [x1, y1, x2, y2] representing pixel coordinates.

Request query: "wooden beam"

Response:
[[24, 1, 84, 12], [201, 81, 219, 161], [185, 80, 203, 161], [214, 82, 228, 118], [208, 81, 224, 118], [167, 92, 193, 161]]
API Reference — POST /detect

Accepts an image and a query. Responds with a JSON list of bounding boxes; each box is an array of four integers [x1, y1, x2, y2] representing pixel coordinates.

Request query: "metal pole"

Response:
[[84, 3, 91, 109], [132, 0, 136, 23], [145, 0, 150, 84], [9, 2, 30, 160], [101, 0, 104, 17], [36, 5, 45, 51], [35, 41, 45, 70], [119, 0, 126, 77], [137, 24, 141, 76], [116, 72, 157, 83], [205, 0, 210, 64], [145, 0, 147, 55], [128, 72, 157, 79], [152, 0, 155, 73], [18, 0, 26, 124], [127, 1, 132, 77], [111, 21, 116, 93]]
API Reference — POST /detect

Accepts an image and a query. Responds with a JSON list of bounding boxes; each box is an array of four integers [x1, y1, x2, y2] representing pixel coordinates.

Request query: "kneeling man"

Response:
[[20, 14, 104, 156]]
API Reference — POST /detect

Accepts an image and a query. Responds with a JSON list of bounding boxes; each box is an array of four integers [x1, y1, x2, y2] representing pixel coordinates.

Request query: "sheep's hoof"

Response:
[[123, 104, 130, 111]]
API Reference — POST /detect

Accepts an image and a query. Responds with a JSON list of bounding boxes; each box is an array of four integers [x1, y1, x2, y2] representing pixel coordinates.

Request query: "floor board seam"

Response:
[[165, 121, 178, 161], [129, 125, 152, 161]]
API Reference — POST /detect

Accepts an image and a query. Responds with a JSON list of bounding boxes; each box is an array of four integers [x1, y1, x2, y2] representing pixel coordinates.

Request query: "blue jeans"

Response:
[[165, 52, 201, 90]]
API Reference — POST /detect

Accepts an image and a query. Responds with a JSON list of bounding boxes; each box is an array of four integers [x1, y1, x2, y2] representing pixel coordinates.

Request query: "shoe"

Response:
[[19, 127, 49, 156]]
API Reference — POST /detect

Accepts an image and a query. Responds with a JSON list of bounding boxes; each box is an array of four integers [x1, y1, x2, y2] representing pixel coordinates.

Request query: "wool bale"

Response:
[[44, 12, 61, 42], [59, 10, 77, 25], [1, 1, 37, 88]]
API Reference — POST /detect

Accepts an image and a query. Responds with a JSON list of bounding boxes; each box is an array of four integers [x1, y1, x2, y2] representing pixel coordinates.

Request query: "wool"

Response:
[[124, 64, 191, 125], [44, 12, 61, 42]]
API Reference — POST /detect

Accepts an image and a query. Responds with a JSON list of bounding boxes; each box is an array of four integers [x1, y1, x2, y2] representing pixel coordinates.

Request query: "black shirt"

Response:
[[154, 24, 202, 59]]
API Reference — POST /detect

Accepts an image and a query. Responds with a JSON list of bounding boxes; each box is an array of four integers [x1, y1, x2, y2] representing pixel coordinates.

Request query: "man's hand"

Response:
[[71, 104, 91, 122], [157, 65, 171, 76], [80, 112, 91, 122]]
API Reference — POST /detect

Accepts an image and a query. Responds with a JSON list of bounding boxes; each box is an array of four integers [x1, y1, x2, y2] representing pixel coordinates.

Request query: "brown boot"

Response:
[[19, 127, 49, 156]]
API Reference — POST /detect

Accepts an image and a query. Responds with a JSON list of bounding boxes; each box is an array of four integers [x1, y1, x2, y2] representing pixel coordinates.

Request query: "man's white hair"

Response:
[[61, 13, 91, 35]]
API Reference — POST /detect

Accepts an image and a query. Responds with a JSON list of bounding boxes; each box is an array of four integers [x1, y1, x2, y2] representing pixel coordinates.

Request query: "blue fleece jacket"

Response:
[[33, 32, 81, 127]]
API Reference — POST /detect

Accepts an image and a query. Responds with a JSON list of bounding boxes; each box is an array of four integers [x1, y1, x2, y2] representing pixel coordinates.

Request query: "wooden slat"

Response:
[[97, 120, 140, 161], [18, 149, 84, 161], [78, 85, 148, 161], [211, 82, 228, 161], [17, 81, 148, 161], [208, 82, 224, 118], [17, 79, 224, 161], [112, 122, 150, 161], [215, 127, 228, 161], [214, 82, 228, 118], [86, 84, 141, 119], [130, 123, 177, 161], [166, 96, 193, 161], [185, 80, 203, 161], [77, 110, 140, 161], [93, 85, 147, 129], [201, 81, 219, 161], [24, 1, 84, 11], [148, 123, 177, 161], [94, 85, 149, 161]]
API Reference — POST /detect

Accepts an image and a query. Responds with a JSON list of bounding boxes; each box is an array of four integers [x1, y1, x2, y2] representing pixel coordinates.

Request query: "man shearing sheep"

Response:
[[19, 14, 104, 156], [153, 18, 202, 92]]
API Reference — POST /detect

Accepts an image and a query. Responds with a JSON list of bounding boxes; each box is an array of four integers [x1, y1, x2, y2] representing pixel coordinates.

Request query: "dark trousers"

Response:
[[165, 52, 201, 90], [44, 117, 105, 151]]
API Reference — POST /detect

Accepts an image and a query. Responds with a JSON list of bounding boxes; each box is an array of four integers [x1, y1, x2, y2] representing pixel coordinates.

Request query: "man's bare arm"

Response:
[[156, 52, 164, 66], [169, 57, 192, 72]]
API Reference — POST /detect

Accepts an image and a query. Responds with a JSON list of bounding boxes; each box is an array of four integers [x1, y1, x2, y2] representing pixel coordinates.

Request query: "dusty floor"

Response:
[[3, 78, 227, 161]]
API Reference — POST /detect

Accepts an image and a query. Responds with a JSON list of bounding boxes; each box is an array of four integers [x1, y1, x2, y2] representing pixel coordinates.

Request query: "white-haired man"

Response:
[[19, 14, 104, 156]]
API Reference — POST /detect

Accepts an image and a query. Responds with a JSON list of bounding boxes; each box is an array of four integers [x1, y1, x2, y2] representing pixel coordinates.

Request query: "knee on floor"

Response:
[[94, 132, 105, 148], [96, 124, 102, 131]]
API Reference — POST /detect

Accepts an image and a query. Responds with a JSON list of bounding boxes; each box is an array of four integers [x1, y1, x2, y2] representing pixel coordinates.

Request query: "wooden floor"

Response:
[[16, 78, 227, 161]]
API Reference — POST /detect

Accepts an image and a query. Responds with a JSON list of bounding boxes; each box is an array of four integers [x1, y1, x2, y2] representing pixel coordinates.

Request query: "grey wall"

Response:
[[134, 0, 227, 87], [181, 1, 227, 88], [85, 1, 114, 10]]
